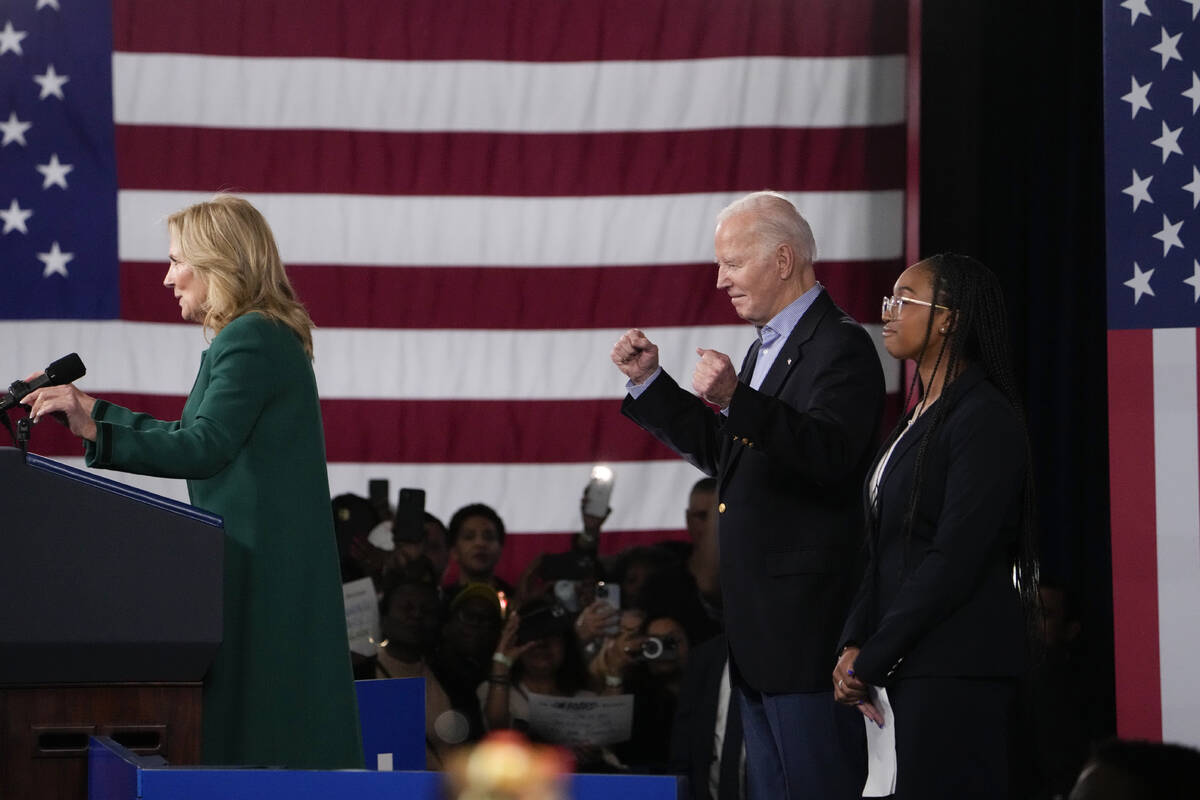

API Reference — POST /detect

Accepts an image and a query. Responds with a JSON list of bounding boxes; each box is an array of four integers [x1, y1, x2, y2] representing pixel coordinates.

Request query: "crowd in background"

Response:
[[331, 479, 1121, 800], [332, 478, 720, 776]]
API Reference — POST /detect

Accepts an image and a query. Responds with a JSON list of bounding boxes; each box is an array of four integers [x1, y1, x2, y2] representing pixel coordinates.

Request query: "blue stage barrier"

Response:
[[87, 736, 683, 800], [355, 676, 426, 770]]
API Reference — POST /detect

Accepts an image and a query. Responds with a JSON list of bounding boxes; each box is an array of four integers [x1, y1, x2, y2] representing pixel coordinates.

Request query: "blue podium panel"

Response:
[[89, 737, 684, 800], [355, 678, 426, 771], [88, 738, 440, 800], [138, 767, 442, 800]]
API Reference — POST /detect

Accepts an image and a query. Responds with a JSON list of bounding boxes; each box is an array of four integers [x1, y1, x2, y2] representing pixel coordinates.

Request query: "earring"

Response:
[[939, 327, 946, 333]]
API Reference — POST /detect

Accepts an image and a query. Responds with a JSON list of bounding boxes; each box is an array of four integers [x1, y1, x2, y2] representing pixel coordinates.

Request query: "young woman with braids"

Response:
[[831, 253, 1039, 799]]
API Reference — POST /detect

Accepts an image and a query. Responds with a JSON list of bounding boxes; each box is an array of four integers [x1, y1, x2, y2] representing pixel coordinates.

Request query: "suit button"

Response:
[[718, 502, 726, 513]]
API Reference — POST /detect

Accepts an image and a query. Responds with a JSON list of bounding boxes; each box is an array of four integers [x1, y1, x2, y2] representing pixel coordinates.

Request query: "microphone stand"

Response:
[[0, 407, 31, 455], [15, 415, 30, 455], [1, 380, 33, 453]]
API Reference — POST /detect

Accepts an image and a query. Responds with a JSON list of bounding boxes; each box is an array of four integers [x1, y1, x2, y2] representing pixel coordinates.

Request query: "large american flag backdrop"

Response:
[[0, 0, 909, 577], [1105, 0, 1200, 747]]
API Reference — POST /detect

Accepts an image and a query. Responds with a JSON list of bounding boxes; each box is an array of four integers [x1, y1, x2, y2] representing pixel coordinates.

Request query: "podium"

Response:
[[0, 447, 223, 799]]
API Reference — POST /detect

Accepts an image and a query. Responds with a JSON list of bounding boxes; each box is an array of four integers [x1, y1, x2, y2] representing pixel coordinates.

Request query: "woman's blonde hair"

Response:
[[167, 195, 315, 358]]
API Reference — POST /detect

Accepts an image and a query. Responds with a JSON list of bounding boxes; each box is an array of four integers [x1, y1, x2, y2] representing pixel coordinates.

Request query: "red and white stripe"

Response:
[[1108, 328, 1200, 745], [0, 0, 913, 576]]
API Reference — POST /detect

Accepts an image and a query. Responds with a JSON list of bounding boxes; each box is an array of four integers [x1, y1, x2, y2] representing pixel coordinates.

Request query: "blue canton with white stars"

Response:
[[0, 0, 118, 319], [1106, 0, 1200, 328]]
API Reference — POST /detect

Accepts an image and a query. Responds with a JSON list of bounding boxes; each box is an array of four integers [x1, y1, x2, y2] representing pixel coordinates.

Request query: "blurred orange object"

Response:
[[445, 731, 570, 800]]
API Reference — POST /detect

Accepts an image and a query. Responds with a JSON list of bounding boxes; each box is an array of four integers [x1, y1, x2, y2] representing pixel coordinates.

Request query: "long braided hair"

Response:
[[883, 253, 1040, 630]]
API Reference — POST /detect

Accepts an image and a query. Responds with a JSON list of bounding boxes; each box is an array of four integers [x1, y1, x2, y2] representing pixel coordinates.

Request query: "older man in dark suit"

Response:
[[611, 192, 884, 799]]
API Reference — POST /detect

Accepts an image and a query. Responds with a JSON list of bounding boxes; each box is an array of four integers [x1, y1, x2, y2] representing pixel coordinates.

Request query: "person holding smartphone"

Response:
[[481, 599, 601, 735]]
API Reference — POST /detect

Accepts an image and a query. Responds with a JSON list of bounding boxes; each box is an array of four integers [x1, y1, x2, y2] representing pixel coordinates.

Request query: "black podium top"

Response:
[[0, 447, 223, 684]]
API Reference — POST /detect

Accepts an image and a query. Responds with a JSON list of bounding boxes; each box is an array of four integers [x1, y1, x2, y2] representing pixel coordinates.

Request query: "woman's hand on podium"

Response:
[[24, 381, 98, 441]]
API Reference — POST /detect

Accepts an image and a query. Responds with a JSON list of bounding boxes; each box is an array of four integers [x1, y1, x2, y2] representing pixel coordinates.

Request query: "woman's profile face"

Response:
[[164, 231, 209, 323], [881, 263, 948, 362]]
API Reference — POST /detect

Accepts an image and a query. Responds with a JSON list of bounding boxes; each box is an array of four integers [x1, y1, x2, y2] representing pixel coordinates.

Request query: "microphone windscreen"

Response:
[[45, 353, 86, 385]]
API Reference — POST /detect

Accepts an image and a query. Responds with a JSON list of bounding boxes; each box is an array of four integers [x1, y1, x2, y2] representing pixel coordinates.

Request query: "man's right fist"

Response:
[[611, 329, 660, 385]]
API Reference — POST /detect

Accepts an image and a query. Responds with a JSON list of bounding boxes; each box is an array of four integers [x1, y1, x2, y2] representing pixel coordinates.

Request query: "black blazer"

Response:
[[840, 365, 1028, 685], [623, 291, 885, 692]]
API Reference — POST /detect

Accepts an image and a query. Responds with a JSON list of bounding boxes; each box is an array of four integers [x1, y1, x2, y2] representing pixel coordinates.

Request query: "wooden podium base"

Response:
[[0, 683, 202, 800]]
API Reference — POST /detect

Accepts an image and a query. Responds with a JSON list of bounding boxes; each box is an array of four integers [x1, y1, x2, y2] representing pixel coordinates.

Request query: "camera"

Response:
[[636, 634, 680, 662], [539, 550, 596, 581], [595, 581, 620, 609], [552, 579, 581, 613], [516, 603, 572, 644]]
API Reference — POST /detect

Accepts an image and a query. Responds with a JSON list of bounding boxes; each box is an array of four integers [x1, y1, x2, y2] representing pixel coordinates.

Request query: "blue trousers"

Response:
[[735, 682, 866, 800]]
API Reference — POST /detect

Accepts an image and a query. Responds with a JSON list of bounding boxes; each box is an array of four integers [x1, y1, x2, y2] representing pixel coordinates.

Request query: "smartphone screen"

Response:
[[393, 488, 426, 543], [368, 478, 390, 519]]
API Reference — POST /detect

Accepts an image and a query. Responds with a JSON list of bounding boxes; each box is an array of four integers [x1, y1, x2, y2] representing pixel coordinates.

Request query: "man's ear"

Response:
[[776, 242, 795, 280]]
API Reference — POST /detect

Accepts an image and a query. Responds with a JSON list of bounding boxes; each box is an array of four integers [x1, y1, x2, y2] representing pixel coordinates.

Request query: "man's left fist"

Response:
[[692, 348, 738, 409]]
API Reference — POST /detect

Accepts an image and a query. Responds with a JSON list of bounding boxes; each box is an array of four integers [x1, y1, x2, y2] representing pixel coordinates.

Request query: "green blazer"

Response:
[[87, 312, 362, 769]]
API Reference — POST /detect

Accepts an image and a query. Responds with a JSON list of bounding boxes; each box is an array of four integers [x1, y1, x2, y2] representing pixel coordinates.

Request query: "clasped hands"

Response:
[[832, 646, 885, 727], [610, 329, 738, 409]]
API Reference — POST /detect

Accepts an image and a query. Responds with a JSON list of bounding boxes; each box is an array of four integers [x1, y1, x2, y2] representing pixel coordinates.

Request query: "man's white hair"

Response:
[[715, 191, 817, 266]]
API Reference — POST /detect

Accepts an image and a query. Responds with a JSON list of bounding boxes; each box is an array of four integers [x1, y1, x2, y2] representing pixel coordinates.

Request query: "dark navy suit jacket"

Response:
[[623, 291, 885, 693], [840, 364, 1028, 685]]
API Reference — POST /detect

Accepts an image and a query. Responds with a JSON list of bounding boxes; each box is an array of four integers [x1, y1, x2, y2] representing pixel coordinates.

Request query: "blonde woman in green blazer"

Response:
[[27, 195, 363, 770]]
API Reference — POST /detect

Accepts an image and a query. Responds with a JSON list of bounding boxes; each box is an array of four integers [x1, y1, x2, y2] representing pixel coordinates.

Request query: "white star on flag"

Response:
[[1125, 169, 1155, 209], [1183, 0, 1200, 22], [0, 20, 27, 56], [1185, 167, 1200, 207], [35, 0, 60, 9], [1152, 27, 1184, 70], [0, 111, 31, 147], [36, 153, 73, 189], [1184, 71, 1200, 114], [33, 64, 69, 100], [1123, 76, 1154, 117], [1185, 260, 1200, 302], [1122, 0, 1152, 24], [1154, 214, 1185, 255], [1125, 262, 1156, 304], [37, 241, 72, 278], [1153, 120, 1185, 162], [0, 199, 32, 234]]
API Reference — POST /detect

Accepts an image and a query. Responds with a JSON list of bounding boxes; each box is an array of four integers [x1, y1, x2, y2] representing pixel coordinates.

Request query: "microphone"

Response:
[[0, 353, 87, 413]]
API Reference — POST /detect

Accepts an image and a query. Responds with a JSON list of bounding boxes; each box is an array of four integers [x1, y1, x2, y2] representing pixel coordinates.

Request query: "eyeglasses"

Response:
[[881, 295, 952, 320]]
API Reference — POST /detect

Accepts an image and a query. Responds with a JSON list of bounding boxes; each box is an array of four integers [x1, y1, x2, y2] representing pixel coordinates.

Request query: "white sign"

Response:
[[525, 692, 634, 746], [342, 576, 380, 657]]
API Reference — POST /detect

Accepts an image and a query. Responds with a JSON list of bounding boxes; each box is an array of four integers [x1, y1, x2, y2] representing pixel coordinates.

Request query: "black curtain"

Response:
[[919, 0, 1114, 738]]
